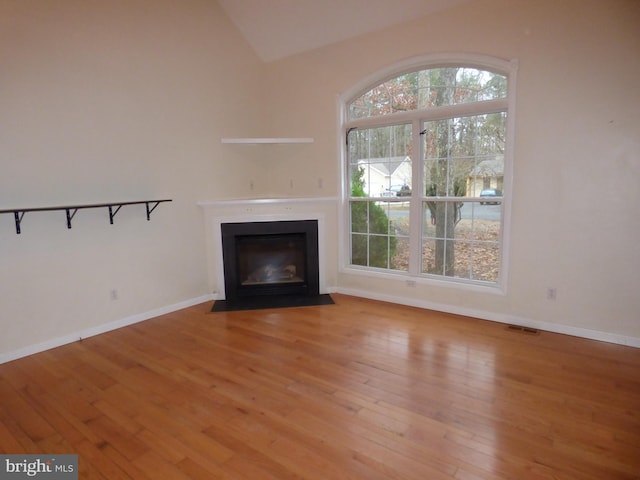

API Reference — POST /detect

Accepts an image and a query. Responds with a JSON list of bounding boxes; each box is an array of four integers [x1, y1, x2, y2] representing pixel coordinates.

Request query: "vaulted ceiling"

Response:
[[217, 0, 478, 62]]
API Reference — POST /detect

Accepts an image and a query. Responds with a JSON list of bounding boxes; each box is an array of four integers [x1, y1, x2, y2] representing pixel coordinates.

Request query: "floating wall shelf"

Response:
[[0, 199, 172, 234], [221, 137, 314, 144]]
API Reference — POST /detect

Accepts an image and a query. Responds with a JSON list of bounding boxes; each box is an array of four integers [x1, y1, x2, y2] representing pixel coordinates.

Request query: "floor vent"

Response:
[[507, 325, 540, 335]]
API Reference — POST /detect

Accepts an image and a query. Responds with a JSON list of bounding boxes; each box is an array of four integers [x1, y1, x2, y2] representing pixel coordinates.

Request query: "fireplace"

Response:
[[220, 220, 320, 302]]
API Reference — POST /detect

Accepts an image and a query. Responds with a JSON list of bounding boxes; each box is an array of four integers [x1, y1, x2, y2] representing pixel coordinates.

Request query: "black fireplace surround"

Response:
[[220, 220, 321, 304]]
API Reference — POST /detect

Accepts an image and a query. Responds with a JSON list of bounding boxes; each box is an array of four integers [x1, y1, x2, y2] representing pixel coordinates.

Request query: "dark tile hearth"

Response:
[[210, 294, 334, 312]]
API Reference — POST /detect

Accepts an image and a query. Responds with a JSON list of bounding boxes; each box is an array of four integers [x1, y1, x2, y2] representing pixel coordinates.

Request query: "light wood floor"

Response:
[[1, 294, 639, 479]]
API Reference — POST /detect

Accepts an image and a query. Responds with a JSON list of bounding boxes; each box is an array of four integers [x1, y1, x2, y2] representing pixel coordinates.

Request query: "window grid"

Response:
[[346, 63, 509, 286]]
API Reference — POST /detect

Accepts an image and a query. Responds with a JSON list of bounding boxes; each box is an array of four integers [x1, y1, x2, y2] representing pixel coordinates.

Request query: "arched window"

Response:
[[342, 55, 516, 287]]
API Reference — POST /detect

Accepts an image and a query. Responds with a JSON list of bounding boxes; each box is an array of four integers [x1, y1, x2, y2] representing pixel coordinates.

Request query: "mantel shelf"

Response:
[[221, 137, 314, 144], [0, 199, 172, 234]]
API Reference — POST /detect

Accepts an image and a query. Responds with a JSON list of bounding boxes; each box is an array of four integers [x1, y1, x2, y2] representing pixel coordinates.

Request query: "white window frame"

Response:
[[338, 53, 518, 292]]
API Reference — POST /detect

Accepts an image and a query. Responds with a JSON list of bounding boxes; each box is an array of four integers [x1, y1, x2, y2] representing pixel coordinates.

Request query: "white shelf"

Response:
[[221, 137, 314, 144]]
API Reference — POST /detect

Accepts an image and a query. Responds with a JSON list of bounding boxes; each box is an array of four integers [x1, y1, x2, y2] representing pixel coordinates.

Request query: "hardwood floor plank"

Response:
[[132, 450, 194, 480], [1, 294, 639, 479]]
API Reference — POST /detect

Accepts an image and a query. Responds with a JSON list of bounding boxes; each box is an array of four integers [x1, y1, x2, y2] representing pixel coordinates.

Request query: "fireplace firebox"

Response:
[[221, 220, 320, 302]]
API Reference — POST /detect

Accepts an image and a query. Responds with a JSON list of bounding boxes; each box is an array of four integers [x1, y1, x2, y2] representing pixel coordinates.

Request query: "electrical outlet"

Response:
[[547, 287, 557, 300], [406, 280, 416, 287], [110, 289, 118, 301]]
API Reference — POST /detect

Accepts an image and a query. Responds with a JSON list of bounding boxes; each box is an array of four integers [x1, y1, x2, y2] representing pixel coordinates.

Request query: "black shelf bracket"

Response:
[[1, 199, 172, 234], [146, 201, 162, 221], [66, 208, 78, 229], [108, 205, 123, 224], [14, 211, 25, 235]]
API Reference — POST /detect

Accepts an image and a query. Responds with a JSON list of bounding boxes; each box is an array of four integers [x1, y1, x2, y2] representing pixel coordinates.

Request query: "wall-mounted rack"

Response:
[[221, 137, 314, 144], [0, 199, 172, 234]]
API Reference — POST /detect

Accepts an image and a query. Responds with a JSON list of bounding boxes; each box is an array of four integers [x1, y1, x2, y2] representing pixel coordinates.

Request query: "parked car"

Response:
[[382, 185, 411, 197], [480, 188, 502, 205]]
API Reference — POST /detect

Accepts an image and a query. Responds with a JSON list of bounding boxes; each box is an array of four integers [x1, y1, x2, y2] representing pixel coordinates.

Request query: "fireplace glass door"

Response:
[[237, 233, 306, 286]]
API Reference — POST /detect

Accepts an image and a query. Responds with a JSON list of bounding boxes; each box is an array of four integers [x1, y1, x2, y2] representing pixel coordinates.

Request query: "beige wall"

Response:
[[262, 0, 640, 343], [1, 0, 639, 359], [0, 0, 265, 357]]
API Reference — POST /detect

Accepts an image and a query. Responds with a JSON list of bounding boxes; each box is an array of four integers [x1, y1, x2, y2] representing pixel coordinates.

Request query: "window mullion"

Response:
[[344, 98, 508, 131], [408, 119, 423, 276]]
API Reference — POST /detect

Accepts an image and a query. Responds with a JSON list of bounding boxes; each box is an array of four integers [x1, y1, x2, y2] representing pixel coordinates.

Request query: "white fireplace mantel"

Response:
[[197, 196, 338, 208], [198, 197, 338, 299]]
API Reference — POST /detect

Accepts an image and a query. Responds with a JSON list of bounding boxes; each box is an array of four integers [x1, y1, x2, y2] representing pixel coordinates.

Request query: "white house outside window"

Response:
[[343, 55, 516, 287]]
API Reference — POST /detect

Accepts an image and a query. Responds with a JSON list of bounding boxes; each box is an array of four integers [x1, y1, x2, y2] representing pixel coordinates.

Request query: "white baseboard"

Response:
[[0, 294, 215, 365], [3, 289, 636, 365], [335, 287, 640, 349]]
